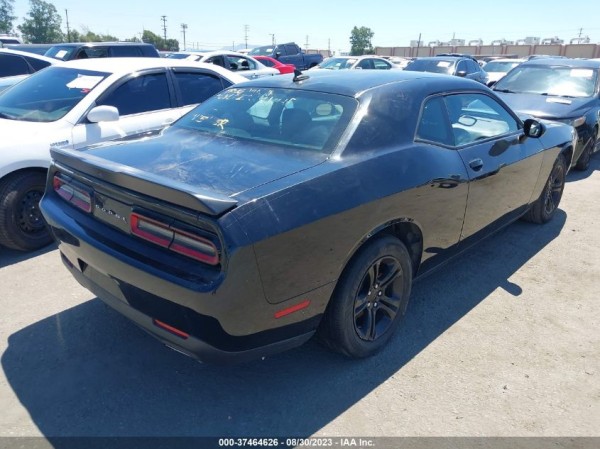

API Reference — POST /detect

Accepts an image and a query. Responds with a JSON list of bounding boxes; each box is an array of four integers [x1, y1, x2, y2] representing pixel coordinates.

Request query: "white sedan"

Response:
[[310, 55, 400, 70], [169, 50, 279, 79], [0, 57, 246, 251]]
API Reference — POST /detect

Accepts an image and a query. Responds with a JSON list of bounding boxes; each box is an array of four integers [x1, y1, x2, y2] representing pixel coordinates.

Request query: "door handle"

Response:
[[469, 158, 484, 171]]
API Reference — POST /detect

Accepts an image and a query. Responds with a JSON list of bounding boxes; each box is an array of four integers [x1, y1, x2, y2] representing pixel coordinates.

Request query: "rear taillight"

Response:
[[130, 212, 219, 265], [53, 174, 92, 213]]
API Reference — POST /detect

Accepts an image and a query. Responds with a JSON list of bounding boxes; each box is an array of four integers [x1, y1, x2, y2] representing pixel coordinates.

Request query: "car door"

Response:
[[229, 55, 274, 79], [71, 70, 182, 148], [444, 92, 546, 240]]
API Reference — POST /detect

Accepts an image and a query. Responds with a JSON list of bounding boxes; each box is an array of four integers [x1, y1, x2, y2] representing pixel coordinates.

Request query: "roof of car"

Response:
[[54, 57, 248, 82], [49, 42, 156, 47], [233, 69, 487, 97], [520, 58, 600, 68], [0, 48, 56, 63]]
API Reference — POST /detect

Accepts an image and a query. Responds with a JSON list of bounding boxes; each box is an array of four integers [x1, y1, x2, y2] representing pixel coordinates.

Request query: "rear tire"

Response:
[[318, 235, 412, 358], [574, 130, 596, 171], [522, 154, 566, 224], [0, 171, 52, 251]]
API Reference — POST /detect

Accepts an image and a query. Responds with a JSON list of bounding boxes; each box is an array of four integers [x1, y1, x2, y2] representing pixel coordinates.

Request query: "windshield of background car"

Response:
[[483, 61, 521, 73], [495, 65, 598, 97], [248, 47, 274, 56], [405, 59, 455, 75], [318, 58, 356, 70], [173, 87, 357, 154], [0, 66, 109, 122], [44, 45, 78, 60]]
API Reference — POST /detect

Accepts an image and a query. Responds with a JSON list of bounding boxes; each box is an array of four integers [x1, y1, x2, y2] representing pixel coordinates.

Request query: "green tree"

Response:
[[134, 29, 178, 51], [0, 0, 16, 34], [18, 0, 63, 43], [349, 26, 374, 56]]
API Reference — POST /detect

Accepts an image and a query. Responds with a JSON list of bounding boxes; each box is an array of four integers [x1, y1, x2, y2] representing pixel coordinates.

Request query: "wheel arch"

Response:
[[340, 218, 423, 284]]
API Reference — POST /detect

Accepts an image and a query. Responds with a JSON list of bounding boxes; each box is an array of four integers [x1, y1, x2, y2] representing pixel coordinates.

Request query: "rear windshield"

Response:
[[173, 87, 357, 154], [405, 59, 455, 74], [0, 66, 109, 122]]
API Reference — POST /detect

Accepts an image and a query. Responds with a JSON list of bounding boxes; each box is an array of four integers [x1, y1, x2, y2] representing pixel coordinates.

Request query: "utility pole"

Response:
[[328, 38, 331, 56], [65, 9, 71, 42], [244, 24, 249, 49], [269, 33, 275, 46], [305, 35, 309, 52], [161, 15, 167, 44], [181, 23, 187, 50]]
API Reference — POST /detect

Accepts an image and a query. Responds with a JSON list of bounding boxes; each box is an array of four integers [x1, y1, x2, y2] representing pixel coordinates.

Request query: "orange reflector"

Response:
[[153, 319, 189, 339], [274, 299, 311, 319]]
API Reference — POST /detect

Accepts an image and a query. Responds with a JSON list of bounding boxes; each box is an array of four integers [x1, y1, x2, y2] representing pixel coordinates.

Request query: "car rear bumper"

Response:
[[41, 196, 321, 363], [60, 250, 315, 364]]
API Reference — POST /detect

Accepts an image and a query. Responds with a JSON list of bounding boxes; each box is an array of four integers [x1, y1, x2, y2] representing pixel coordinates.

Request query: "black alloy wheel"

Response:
[[353, 256, 404, 341], [318, 235, 413, 358], [522, 154, 566, 224]]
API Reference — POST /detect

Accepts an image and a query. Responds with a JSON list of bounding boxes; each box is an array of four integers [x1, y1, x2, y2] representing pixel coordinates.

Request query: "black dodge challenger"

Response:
[[40, 70, 576, 363]]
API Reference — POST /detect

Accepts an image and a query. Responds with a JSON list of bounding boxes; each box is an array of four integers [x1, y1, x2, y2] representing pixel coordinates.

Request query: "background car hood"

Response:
[[80, 127, 328, 197], [495, 91, 595, 119], [0, 118, 64, 147]]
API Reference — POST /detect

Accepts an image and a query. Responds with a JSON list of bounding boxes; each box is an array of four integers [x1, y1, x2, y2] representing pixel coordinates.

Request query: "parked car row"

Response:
[[0, 44, 597, 365], [37, 69, 579, 364]]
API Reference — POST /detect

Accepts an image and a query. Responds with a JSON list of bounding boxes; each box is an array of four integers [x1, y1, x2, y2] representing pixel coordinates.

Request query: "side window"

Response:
[[0, 54, 30, 76], [373, 59, 392, 70], [97, 72, 170, 116], [416, 96, 453, 146], [77, 47, 109, 59], [25, 56, 51, 71], [110, 46, 143, 57], [173, 72, 226, 106], [444, 93, 519, 146], [284, 45, 298, 55], [357, 58, 373, 69], [466, 60, 479, 74]]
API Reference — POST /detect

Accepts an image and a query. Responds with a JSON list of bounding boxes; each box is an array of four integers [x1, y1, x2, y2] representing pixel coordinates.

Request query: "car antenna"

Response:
[[293, 69, 309, 82]]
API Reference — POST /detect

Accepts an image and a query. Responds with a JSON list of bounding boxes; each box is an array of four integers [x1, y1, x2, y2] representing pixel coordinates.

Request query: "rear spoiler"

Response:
[[50, 148, 238, 216]]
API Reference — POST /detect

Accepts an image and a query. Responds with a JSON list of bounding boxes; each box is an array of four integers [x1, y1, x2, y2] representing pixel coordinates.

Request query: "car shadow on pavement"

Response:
[[1, 211, 566, 439], [0, 242, 56, 269]]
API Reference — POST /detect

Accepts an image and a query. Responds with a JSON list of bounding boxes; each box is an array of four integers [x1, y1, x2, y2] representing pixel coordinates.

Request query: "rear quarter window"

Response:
[[0, 54, 30, 76]]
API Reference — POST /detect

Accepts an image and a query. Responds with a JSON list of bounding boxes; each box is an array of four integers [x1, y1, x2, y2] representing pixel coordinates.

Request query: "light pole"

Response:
[[181, 23, 188, 50]]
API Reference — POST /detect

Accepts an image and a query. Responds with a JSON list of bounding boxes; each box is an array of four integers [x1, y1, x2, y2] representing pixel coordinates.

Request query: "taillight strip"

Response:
[[53, 174, 92, 213], [130, 212, 220, 265]]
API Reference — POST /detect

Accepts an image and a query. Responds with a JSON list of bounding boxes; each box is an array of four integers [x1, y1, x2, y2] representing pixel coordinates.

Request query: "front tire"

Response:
[[0, 171, 52, 251], [318, 235, 413, 358], [522, 154, 566, 224]]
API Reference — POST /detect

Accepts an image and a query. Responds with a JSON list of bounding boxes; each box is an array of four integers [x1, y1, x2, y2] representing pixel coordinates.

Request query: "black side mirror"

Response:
[[455, 70, 467, 77], [275, 51, 281, 59], [523, 118, 545, 138]]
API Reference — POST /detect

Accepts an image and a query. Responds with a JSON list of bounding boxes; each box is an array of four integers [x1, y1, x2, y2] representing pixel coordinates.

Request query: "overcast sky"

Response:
[[10, 0, 600, 52]]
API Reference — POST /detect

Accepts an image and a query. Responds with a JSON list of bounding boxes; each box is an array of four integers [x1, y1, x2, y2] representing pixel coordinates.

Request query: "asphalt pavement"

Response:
[[0, 157, 599, 442]]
